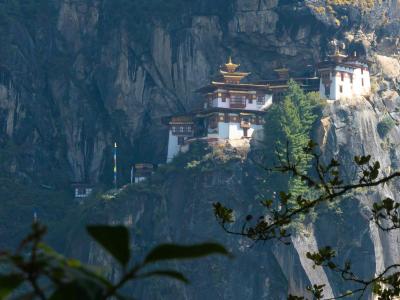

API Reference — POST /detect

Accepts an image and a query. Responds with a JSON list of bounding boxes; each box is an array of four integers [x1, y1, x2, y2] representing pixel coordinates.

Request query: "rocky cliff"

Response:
[[0, 0, 358, 185], [72, 74, 400, 299], [2, 0, 399, 186], [2, 0, 400, 299]]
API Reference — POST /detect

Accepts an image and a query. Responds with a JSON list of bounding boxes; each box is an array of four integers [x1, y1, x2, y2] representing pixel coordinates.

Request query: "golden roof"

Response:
[[219, 57, 250, 83], [224, 56, 240, 73]]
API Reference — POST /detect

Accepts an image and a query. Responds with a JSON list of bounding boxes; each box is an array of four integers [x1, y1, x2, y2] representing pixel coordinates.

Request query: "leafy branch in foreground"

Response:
[[214, 140, 400, 299], [214, 141, 400, 243], [0, 223, 229, 300], [302, 247, 400, 300]]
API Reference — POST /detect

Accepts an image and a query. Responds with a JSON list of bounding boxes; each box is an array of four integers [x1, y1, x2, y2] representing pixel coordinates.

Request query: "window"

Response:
[[172, 125, 193, 135], [178, 137, 184, 145], [222, 97, 226, 102], [231, 96, 244, 103], [230, 95, 245, 108], [224, 113, 229, 123], [341, 73, 344, 81], [339, 86, 343, 93], [350, 74, 353, 84], [325, 85, 330, 97], [361, 68, 364, 74], [209, 116, 218, 129], [257, 97, 265, 105], [362, 78, 364, 86], [248, 99, 253, 104]]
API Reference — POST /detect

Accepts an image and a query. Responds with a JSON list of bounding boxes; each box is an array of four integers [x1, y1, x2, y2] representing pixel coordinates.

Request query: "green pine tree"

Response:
[[261, 80, 321, 220]]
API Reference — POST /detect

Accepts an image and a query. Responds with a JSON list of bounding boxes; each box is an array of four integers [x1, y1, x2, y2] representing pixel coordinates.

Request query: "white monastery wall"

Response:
[[228, 123, 244, 139], [167, 131, 180, 162], [320, 66, 371, 101], [218, 122, 230, 139]]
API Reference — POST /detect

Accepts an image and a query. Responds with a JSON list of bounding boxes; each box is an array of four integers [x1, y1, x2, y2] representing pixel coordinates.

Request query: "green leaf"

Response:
[[0, 274, 24, 300], [87, 225, 130, 266], [139, 270, 189, 284], [144, 243, 229, 264], [213, 202, 234, 223]]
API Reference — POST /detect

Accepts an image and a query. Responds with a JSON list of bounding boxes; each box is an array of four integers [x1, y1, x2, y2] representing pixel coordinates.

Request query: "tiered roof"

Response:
[[196, 57, 270, 93], [318, 51, 369, 70]]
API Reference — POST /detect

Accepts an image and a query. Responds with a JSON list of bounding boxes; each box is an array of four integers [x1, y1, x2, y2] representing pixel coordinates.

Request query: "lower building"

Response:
[[165, 108, 267, 162], [71, 183, 93, 198], [133, 163, 155, 183]]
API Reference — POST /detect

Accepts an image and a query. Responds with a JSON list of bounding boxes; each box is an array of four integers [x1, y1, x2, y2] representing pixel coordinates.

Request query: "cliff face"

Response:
[[2, 0, 400, 298], [74, 75, 400, 299], [3, 0, 399, 186], [0, 0, 337, 185]]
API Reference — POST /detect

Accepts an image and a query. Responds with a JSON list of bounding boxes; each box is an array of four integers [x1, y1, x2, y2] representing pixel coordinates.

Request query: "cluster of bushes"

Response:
[[377, 116, 396, 138], [327, 0, 377, 10]]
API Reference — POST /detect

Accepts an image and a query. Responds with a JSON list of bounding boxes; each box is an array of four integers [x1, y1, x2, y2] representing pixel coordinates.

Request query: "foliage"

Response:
[[214, 140, 400, 299], [261, 81, 321, 224], [327, 0, 377, 10], [377, 116, 396, 139], [0, 222, 229, 300], [166, 141, 243, 175]]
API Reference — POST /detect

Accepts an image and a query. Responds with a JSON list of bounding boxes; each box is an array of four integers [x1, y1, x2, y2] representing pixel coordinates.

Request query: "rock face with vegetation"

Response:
[[2, 0, 400, 298]]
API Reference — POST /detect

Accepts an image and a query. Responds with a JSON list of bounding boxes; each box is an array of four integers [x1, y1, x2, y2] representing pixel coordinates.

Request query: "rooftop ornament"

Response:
[[223, 56, 240, 73]]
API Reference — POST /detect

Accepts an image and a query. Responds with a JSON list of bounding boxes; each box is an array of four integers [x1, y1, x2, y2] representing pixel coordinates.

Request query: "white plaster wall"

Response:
[[246, 98, 258, 110], [362, 70, 371, 95], [337, 74, 352, 100], [321, 64, 371, 101], [319, 80, 327, 99], [217, 97, 230, 108], [331, 75, 338, 100], [247, 127, 255, 137], [135, 176, 146, 183], [215, 122, 263, 141], [228, 123, 244, 139], [218, 122, 229, 138], [353, 68, 363, 96], [167, 131, 179, 162], [259, 94, 273, 110]]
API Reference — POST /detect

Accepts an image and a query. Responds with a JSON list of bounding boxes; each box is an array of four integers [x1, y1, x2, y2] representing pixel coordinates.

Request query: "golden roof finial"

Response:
[[224, 56, 240, 73]]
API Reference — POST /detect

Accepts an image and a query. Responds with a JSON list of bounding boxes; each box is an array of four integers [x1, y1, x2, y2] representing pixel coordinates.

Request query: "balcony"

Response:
[[230, 96, 246, 109]]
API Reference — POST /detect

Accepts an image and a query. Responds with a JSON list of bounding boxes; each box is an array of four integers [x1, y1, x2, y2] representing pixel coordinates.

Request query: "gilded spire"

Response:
[[218, 57, 250, 84], [224, 56, 240, 73]]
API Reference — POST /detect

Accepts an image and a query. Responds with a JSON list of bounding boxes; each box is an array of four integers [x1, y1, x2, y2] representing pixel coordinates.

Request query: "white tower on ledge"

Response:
[[318, 51, 371, 101]]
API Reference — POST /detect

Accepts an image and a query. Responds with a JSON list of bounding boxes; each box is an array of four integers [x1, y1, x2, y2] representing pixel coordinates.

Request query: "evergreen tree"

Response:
[[262, 80, 321, 207]]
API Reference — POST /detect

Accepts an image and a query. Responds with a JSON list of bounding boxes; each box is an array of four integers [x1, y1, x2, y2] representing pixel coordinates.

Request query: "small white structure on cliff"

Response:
[[71, 183, 93, 198], [165, 58, 272, 162], [318, 51, 371, 101]]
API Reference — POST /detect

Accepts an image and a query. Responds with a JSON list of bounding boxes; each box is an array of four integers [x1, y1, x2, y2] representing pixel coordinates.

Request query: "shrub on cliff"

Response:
[[377, 116, 395, 138]]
